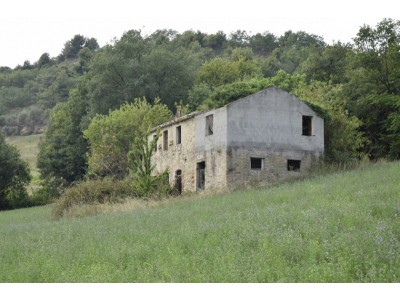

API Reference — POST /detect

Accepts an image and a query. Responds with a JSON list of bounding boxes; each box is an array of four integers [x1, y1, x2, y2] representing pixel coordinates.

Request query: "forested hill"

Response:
[[0, 35, 98, 136], [1, 20, 400, 159], [0, 29, 327, 136]]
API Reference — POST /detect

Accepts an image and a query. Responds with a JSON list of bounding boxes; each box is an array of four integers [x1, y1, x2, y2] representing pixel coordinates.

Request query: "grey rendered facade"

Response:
[[150, 87, 324, 193]]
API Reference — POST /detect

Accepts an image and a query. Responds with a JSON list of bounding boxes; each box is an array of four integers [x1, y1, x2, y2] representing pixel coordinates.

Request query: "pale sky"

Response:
[[0, 0, 398, 68]]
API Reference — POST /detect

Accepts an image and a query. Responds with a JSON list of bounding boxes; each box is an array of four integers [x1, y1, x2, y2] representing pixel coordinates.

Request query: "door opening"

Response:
[[196, 161, 206, 190], [175, 169, 182, 194]]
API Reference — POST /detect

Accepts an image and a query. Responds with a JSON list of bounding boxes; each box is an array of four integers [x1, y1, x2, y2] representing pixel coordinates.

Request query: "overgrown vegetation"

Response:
[[83, 99, 172, 178], [1, 18, 400, 210], [51, 178, 134, 218], [0, 134, 31, 210], [0, 162, 399, 282]]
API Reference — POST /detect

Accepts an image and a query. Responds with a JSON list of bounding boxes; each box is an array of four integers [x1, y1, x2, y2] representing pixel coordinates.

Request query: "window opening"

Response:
[[163, 130, 168, 150], [206, 114, 213, 136], [250, 157, 263, 170], [175, 169, 182, 194], [197, 161, 206, 190], [287, 159, 301, 171], [176, 126, 182, 145], [153, 134, 158, 152], [302, 116, 313, 136]]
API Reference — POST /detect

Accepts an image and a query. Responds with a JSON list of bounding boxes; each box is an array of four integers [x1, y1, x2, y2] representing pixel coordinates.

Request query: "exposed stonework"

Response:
[[150, 87, 324, 193]]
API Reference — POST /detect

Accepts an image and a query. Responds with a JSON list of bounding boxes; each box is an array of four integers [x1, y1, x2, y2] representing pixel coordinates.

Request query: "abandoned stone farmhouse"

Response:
[[150, 87, 324, 193]]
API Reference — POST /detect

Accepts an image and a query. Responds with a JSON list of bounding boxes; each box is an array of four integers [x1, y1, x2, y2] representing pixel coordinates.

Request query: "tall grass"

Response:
[[0, 161, 399, 282]]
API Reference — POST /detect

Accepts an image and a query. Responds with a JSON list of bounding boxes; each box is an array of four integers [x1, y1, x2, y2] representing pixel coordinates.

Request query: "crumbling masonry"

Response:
[[150, 87, 324, 193]]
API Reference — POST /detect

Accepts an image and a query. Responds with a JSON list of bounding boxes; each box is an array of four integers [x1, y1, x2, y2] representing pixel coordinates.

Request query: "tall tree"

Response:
[[250, 32, 278, 56], [352, 18, 400, 95], [59, 35, 99, 61], [0, 134, 31, 210], [84, 98, 172, 178], [37, 87, 88, 187], [299, 42, 352, 84], [345, 18, 400, 159]]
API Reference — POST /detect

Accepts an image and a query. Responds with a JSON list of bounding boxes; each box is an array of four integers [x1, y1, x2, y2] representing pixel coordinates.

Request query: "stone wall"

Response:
[[151, 116, 198, 192], [226, 146, 321, 190], [151, 87, 325, 193]]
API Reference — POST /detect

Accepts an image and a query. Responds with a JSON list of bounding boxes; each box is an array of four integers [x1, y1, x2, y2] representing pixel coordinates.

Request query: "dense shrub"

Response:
[[0, 134, 31, 210], [52, 172, 174, 219], [52, 178, 135, 218]]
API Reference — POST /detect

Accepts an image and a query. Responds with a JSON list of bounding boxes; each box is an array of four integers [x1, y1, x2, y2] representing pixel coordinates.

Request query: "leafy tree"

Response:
[[85, 38, 99, 51], [37, 88, 88, 189], [21, 60, 33, 70], [84, 98, 172, 178], [77, 47, 94, 74], [352, 18, 400, 95], [293, 81, 366, 163], [175, 30, 207, 49], [147, 29, 178, 45], [278, 30, 325, 50], [0, 134, 31, 210], [228, 30, 250, 48], [37, 53, 53, 68], [37, 66, 76, 108], [59, 35, 99, 61], [344, 18, 400, 159], [203, 31, 227, 54], [196, 51, 261, 88], [259, 30, 326, 76], [82, 30, 199, 114], [299, 42, 352, 84], [250, 32, 278, 56], [351, 94, 400, 159], [142, 45, 198, 110]]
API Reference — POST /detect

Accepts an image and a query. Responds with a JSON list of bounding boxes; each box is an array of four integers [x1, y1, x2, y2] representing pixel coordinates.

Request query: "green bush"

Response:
[[137, 171, 175, 199], [52, 178, 135, 218]]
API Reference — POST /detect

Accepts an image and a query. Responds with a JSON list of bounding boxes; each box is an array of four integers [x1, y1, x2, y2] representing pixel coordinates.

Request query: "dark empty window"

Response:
[[163, 130, 168, 150], [251, 157, 263, 170], [176, 126, 182, 145], [206, 114, 213, 136], [153, 134, 158, 152], [302, 116, 313, 136], [287, 159, 301, 171]]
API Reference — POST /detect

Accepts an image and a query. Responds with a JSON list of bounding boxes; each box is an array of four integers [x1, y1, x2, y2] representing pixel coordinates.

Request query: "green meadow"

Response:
[[0, 161, 399, 282]]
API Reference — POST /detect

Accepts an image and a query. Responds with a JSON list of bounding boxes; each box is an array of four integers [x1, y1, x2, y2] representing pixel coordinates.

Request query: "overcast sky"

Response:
[[0, 0, 398, 68]]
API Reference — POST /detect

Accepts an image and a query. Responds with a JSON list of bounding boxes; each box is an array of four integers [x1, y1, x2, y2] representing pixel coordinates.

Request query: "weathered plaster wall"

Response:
[[194, 106, 228, 152], [223, 87, 324, 189], [193, 106, 228, 191], [226, 87, 324, 153]]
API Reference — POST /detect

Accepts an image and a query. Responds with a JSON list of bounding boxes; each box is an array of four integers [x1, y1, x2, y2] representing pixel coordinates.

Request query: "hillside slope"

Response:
[[0, 162, 399, 282]]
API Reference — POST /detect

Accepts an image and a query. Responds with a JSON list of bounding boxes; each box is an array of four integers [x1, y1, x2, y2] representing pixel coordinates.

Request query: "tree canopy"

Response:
[[0, 134, 31, 210]]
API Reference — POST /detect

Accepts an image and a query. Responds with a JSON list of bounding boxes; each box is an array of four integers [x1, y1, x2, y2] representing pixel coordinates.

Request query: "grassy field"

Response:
[[0, 161, 399, 282]]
